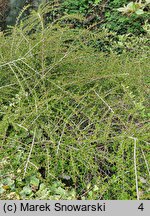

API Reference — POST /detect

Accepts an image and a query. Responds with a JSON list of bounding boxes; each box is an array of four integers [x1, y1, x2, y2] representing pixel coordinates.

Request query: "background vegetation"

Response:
[[0, 1, 150, 200]]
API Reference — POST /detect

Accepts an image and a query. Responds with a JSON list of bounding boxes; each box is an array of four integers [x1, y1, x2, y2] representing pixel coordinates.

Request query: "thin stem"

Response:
[[129, 136, 139, 200], [94, 90, 114, 113], [23, 128, 36, 178]]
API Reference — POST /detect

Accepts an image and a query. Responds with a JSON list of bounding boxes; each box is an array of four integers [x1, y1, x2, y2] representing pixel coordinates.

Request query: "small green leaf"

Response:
[[117, 7, 126, 12], [3, 178, 14, 187], [94, 0, 101, 5], [87, 182, 91, 190], [146, 0, 150, 4], [88, 191, 93, 197], [135, 9, 144, 15], [93, 185, 99, 192], [39, 183, 46, 190], [0, 184, 5, 194], [127, 2, 134, 9], [21, 186, 32, 195], [30, 176, 39, 187], [55, 187, 66, 196]]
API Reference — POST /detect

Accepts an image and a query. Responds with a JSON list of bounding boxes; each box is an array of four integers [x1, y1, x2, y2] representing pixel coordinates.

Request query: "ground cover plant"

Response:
[[0, 2, 150, 200], [61, 0, 150, 34]]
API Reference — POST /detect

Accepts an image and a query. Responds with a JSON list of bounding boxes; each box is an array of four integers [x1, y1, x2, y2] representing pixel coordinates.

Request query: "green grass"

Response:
[[0, 3, 150, 200]]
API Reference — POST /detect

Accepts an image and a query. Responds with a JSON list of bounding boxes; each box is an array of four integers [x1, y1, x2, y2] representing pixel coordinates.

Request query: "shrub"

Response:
[[0, 2, 149, 200], [62, 0, 150, 35]]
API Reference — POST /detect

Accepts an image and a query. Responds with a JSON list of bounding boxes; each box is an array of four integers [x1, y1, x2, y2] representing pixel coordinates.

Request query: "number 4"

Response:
[[138, 203, 144, 211]]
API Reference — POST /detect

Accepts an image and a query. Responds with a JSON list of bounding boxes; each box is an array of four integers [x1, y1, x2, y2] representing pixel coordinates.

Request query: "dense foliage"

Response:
[[61, 0, 150, 34], [1, 0, 150, 35], [0, 1, 149, 200]]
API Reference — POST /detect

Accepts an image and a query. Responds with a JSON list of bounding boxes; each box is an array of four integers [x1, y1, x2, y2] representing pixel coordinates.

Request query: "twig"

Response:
[[0, 58, 25, 68], [129, 136, 139, 200], [8, 63, 25, 93], [23, 128, 36, 178], [141, 147, 150, 176], [56, 123, 66, 155], [29, 161, 38, 170], [0, 83, 16, 89], [14, 123, 28, 131], [94, 90, 114, 113]]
